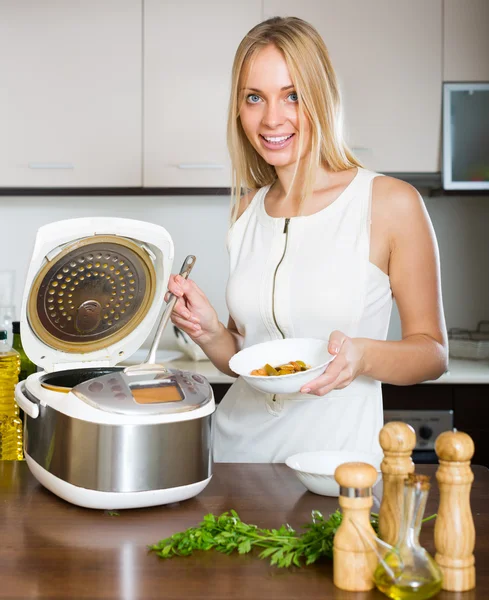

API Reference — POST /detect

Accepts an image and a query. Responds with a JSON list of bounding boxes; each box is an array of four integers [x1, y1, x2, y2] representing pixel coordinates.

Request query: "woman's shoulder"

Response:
[[371, 174, 425, 218], [234, 184, 270, 221], [369, 174, 432, 253], [227, 185, 269, 252], [235, 189, 259, 221]]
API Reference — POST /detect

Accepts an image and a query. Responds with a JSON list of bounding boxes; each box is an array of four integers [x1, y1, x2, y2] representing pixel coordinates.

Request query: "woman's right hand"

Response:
[[166, 274, 221, 346]]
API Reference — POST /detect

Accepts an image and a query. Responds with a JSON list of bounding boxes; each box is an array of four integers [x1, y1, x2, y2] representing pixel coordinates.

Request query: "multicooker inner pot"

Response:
[[15, 217, 215, 510]]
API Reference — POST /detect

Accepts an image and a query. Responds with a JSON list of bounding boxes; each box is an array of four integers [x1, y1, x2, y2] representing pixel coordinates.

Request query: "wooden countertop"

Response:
[[0, 462, 487, 599]]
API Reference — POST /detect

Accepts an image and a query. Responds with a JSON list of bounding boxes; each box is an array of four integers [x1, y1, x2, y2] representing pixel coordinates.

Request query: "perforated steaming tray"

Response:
[[27, 235, 157, 353]]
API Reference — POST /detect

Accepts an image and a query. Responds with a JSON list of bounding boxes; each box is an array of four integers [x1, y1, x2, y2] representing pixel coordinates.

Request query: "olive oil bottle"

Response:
[[374, 474, 442, 600], [0, 329, 23, 460], [12, 321, 36, 381]]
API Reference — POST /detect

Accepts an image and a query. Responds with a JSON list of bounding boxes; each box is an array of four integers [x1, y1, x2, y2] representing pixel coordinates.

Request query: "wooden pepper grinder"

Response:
[[434, 430, 476, 591], [333, 462, 378, 591], [378, 421, 416, 545]]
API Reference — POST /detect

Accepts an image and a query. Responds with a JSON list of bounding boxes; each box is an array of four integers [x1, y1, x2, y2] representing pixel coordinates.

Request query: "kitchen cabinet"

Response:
[[443, 0, 489, 82], [143, 0, 262, 187], [0, 0, 142, 187], [381, 383, 453, 411], [2, 1, 487, 191], [264, 0, 443, 173], [211, 383, 232, 403], [383, 383, 489, 467], [452, 385, 489, 469]]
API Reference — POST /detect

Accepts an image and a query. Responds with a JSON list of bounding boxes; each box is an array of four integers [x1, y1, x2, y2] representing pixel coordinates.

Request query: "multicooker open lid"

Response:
[[20, 217, 174, 372]]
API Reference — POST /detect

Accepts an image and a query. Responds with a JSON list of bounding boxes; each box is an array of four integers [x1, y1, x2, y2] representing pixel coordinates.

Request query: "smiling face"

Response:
[[238, 44, 311, 170]]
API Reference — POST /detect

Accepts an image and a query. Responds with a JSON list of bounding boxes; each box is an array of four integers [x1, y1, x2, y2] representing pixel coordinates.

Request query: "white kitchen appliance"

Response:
[[15, 217, 215, 510]]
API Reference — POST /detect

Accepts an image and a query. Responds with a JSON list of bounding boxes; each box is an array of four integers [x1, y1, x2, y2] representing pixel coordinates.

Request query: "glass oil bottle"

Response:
[[374, 473, 442, 600], [12, 321, 36, 382], [0, 329, 23, 460]]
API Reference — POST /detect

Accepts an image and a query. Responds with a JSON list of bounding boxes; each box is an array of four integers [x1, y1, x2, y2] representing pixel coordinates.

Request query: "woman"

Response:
[[167, 17, 448, 462]]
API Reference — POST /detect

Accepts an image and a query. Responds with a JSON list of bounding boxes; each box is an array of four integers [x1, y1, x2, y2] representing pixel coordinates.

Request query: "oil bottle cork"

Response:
[[333, 462, 379, 591], [378, 421, 416, 545], [434, 430, 476, 591]]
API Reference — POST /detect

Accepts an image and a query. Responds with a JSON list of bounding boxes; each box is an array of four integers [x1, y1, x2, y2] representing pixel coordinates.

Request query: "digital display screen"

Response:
[[130, 382, 184, 404]]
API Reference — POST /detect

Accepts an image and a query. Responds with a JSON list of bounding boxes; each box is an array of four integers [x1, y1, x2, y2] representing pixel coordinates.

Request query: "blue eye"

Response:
[[288, 92, 299, 103], [246, 94, 261, 104]]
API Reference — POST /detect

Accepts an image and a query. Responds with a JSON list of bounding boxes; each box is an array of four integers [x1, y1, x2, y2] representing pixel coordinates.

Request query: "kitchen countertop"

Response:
[[0, 461, 487, 599], [168, 357, 489, 385]]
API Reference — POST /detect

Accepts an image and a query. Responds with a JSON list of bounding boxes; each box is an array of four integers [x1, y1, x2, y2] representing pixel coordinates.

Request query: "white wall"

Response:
[[0, 192, 488, 349]]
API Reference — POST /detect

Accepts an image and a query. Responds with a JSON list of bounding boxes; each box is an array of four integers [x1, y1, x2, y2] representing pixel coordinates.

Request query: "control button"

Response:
[[192, 374, 205, 384], [111, 385, 123, 392], [115, 393, 126, 400], [419, 425, 433, 440], [88, 381, 104, 393]]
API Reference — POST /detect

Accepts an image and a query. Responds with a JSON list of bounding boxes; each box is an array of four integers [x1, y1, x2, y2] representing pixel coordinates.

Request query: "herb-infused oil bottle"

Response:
[[374, 473, 442, 600], [0, 329, 23, 460], [12, 321, 36, 382]]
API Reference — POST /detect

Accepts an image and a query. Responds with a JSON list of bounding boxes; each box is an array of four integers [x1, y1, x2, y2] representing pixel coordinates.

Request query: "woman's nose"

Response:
[[262, 100, 285, 128]]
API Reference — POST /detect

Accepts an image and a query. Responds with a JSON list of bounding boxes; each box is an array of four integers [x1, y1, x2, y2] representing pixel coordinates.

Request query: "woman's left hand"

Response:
[[300, 331, 366, 396]]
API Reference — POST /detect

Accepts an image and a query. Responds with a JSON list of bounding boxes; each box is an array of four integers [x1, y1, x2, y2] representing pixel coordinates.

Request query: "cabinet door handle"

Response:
[[176, 163, 225, 170], [28, 162, 74, 169]]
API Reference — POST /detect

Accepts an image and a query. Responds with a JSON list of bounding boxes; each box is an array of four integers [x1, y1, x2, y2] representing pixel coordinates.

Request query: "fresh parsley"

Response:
[[150, 509, 380, 568]]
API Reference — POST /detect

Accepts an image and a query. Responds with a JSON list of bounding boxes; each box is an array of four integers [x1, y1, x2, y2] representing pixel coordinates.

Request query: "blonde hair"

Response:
[[227, 16, 362, 222]]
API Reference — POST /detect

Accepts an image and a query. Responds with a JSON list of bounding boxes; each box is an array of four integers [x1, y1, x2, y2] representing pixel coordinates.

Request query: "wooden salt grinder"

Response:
[[378, 421, 416, 545], [333, 462, 378, 591], [435, 430, 476, 591]]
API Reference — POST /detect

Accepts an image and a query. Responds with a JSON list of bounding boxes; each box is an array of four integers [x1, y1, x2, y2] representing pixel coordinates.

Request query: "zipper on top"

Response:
[[271, 217, 290, 339]]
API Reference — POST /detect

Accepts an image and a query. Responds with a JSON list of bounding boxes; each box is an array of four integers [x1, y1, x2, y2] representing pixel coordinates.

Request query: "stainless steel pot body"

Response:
[[22, 384, 213, 494]]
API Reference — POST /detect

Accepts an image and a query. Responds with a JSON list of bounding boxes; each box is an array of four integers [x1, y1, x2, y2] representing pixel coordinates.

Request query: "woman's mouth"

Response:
[[259, 133, 295, 151]]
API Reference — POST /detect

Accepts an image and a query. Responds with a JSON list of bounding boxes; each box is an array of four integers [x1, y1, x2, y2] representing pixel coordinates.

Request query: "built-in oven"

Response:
[[383, 410, 454, 464]]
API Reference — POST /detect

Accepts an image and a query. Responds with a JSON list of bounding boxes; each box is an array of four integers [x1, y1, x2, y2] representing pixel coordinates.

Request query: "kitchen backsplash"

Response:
[[0, 191, 488, 349]]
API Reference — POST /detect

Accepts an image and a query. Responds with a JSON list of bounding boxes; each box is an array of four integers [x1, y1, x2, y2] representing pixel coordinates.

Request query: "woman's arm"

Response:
[[194, 315, 242, 378], [301, 177, 448, 396], [359, 177, 448, 384]]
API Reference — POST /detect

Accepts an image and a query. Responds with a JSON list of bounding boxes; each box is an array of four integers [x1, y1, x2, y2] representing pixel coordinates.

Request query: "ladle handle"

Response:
[[145, 255, 196, 365]]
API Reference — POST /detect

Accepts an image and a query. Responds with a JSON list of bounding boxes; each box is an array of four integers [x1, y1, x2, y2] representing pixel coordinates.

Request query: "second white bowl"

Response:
[[285, 451, 382, 496]]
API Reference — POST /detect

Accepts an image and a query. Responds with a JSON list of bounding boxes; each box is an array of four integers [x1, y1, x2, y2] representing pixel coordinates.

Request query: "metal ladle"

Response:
[[124, 254, 196, 376]]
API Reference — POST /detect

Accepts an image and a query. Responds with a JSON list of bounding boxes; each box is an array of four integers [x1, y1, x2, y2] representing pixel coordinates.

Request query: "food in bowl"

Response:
[[250, 360, 311, 376]]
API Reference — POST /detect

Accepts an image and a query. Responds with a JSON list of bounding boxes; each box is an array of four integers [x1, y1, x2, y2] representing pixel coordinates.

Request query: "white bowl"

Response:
[[229, 338, 334, 394], [285, 451, 382, 496]]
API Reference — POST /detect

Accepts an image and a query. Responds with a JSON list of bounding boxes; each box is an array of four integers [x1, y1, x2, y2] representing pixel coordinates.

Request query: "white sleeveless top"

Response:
[[213, 168, 392, 463]]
